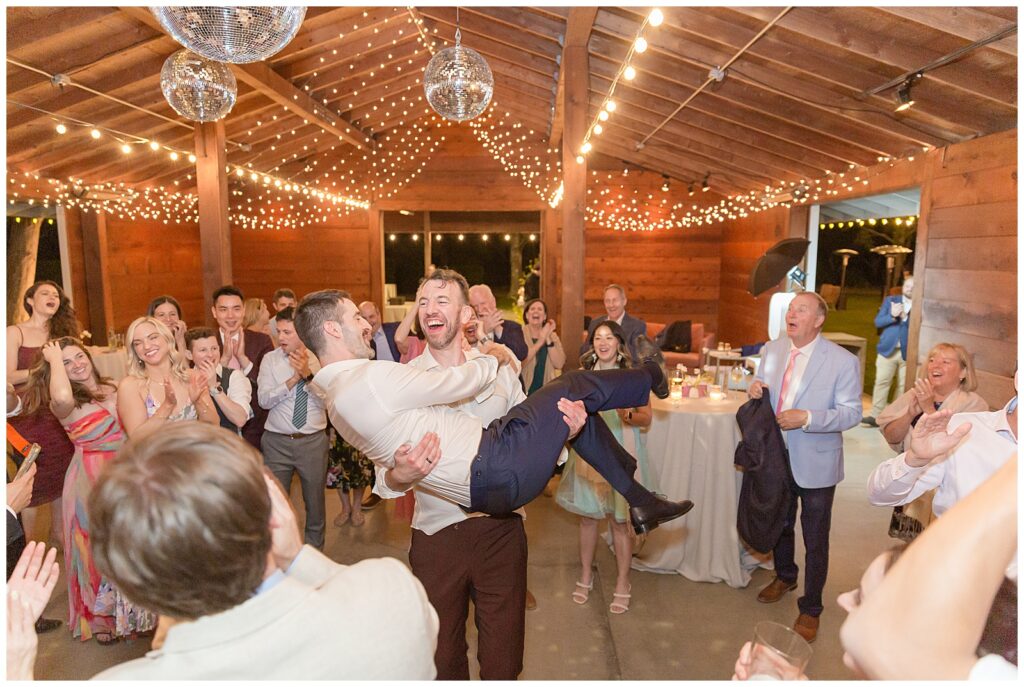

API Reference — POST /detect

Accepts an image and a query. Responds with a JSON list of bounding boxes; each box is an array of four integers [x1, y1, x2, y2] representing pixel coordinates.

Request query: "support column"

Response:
[[194, 120, 232, 321], [80, 210, 114, 344], [6, 217, 40, 325], [368, 207, 384, 308], [423, 211, 432, 276], [560, 44, 588, 370]]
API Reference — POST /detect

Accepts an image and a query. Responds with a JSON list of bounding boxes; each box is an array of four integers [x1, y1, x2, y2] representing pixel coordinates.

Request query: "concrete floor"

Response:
[[32, 411, 893, 680]]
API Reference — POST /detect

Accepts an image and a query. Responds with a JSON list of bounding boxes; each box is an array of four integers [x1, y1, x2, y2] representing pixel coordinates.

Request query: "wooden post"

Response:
[[6, 216, 40, 325], [541, 208, 560, 322], [423, 211, 432, 277], [368, 208, 384, 309], [80, 209, 114, 343], [560, 44, 588, 370], [194, 120, 232, 322], [904, 151, 937, 388]]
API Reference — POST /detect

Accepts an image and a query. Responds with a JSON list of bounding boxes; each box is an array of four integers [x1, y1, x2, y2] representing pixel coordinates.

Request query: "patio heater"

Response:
[[832, 248, 859, 310], [870, 244, 913, 301]]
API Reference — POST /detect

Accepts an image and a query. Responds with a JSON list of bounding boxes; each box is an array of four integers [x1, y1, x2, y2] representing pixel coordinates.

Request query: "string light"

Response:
[[55, 123, 67, 135]]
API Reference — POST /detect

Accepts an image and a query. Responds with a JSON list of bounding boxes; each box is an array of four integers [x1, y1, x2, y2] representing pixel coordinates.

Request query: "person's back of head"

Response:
[[89, 423, 272, 620]]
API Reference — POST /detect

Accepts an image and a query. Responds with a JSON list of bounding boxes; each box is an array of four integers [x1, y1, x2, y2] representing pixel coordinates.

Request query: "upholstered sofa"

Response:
[[646, 321, 716, 370]]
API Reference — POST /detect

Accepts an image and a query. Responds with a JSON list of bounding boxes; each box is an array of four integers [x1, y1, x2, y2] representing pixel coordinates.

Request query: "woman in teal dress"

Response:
[[520, 299, 566, 395], [556, 321, 652, 614]]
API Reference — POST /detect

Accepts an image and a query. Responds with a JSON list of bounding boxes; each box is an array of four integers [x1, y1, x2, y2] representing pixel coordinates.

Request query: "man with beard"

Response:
[[296, 290, 693, 536], [397, 269, 586, 679]]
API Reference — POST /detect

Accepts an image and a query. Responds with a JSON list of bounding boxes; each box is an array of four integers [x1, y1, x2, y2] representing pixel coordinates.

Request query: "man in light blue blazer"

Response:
[[863, 277, 912, 426], [748, 291, 862, 643]]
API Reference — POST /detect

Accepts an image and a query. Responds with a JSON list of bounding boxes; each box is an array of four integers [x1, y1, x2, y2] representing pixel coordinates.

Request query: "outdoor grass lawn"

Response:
[[823, 287, 885, 397]]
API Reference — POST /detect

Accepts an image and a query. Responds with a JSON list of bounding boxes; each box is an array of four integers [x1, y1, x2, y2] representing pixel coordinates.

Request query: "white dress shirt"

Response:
[[399, 348, 527, 535], [258, 348, 327, 434], [372, 327, 397, 362], [214, 364, 254, 422], [312, 356, 499, 507], [867, 398, 1017, 518]]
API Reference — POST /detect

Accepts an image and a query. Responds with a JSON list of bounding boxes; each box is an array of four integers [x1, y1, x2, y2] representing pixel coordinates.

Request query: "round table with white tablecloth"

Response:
[[631, 391, 754, 588], [87, 346, 129, 383]]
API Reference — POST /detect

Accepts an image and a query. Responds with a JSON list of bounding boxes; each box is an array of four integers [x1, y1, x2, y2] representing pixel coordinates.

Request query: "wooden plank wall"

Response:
[[104, 216, 204, 331], [232, 210, 374, 309], [60, 207, 91, 332]]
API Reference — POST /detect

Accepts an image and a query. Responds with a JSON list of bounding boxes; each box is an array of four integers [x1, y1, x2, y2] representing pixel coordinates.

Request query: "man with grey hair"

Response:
[[863, 276, 913, 427], [581, 284, 648, 361], [358, 300, 401, 362], [747, 290, 862, 643], [467, 284, 528, 361]]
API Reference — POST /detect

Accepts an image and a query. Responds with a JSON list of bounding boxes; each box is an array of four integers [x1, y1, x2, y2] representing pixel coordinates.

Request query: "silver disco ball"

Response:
[[161, 49, 237, 122], [150, 6, 306, 64], [423, 39, 494, 122]]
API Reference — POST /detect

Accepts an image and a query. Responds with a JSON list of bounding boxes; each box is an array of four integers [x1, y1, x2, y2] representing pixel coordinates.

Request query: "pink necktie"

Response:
[[776, 348, 801, 414]]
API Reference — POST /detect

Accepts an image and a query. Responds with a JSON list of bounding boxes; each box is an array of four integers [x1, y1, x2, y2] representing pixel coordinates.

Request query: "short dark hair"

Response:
[[275, 306, 295, 323], [422, 268, 470, 306], [184, 326, 219, 351], [89, 423, 271, 620], [212, 285, 244, 304], [294, 289, 347, 357], [272, 288, 296, 302], [147, 295, 182, 319]]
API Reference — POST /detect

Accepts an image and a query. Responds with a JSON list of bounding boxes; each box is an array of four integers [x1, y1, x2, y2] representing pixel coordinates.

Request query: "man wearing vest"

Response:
[[258, 307, 329, 549], [184, 328, 253, 435]]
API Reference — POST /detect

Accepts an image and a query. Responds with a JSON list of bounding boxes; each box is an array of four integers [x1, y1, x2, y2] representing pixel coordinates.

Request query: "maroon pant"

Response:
[[409, 514, 527, 680]]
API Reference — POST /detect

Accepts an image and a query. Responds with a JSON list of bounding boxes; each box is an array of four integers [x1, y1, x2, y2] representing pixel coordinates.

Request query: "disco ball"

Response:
[[161, 49, 237, 122], [150, 6, 306, 64], [423, 39, 494, 122]]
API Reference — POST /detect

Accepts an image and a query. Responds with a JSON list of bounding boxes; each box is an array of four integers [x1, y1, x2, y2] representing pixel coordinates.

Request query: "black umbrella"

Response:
[[748, 238, 811, 296]]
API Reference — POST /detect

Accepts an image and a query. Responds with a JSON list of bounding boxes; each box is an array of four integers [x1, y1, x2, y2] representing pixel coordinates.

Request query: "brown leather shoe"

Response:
[[525, 589, 538, 611], [757, 577, 798, 603], [793, 613, 819, 643]]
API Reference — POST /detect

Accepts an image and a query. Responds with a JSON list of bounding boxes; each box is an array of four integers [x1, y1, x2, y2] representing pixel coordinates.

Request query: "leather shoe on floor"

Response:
[[793, 613, 819, 643], [361, 493, 382, 510], [757, 577, 798, 603], [525, 589, 538, 611], [35, 617, 62, 634], [632, 335, 669, 399], [630, 495, 694, 535]]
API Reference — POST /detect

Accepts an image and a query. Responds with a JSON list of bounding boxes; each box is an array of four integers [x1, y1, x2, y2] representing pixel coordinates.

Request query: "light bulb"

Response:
[[55, 123, 67, 135], [580, 141, 592, 154], [634, 37, 648, 53], [605, 100, 617, 112], [149, 141, 160, 151], [593, 124, 603, 135], [649, 8, 664, 26], [598, 110, 609, 121], [188, 154, 197, 163], [624, 65, 637, 80], [121, 143, 132, 154], [90, 129, 101, 139], [169, 151, 179, 161]]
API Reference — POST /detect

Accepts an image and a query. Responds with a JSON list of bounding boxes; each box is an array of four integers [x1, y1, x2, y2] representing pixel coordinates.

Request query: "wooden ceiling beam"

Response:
[[872, 7, 1016, 57], [417, 12, 561, 78], [118, 6, 374, 151], [8, 7, 120, 52], [596, 10, 977, 144], [589, 25, 951, 151], [273, 7, 406, 65], [277, 22, 421, 81], [550, 7, 598, 148], [462, 6, 568, 45], [728, 7, 1014, 106]]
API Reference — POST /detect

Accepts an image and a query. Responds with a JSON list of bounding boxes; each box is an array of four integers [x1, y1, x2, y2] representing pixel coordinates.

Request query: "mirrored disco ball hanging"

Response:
[[423, 30, 494, 122], [150, 6, 306, 64], [161, 49, 237, 122]]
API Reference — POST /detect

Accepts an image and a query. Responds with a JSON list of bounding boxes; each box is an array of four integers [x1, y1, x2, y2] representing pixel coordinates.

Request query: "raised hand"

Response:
[[542, 319, 557, 340], [41, 341, 63, 365], [390, 432, 441, 485], [187, 368, 208, 402], [197, 359, 219, 390], [288, 349, 311, 378], [911, 378, 935, 415], [905, 408, 972, 468], [481, 309, 504, 335], [162, 378, 178, 411], [7, 590, 37, 680], [7, 542, 59, 622]]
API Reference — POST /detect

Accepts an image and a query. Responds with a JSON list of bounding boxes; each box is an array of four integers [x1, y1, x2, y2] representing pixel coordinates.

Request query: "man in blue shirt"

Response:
[[864, 277, 912, 427]]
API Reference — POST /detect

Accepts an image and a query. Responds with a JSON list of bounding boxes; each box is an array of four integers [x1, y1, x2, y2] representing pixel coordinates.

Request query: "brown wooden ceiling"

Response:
[[6, 6, 1017, 201]]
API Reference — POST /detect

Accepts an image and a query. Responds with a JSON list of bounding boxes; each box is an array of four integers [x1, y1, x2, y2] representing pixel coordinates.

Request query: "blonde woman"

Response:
[[243, 298, 272, 338], [117, 317, 218, 439]]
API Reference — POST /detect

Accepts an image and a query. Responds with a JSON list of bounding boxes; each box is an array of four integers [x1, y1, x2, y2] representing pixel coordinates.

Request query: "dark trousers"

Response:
[[409, 515, 527, 680], [471, 368, 650, 514], [261, 430, 329, 549], [772, 477, 837, 617]]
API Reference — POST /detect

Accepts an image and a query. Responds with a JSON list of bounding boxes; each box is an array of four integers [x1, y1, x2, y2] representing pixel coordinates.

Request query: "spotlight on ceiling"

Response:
[[894, 73, 921, 113], [688, 183, 695, 197], [701, 173, 710, 192], [661, 175, 670, 192]]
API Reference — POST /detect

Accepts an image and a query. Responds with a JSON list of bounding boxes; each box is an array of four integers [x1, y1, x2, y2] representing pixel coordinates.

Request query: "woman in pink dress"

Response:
[[22, 338, 156, 643], [6, 280, 79, 548]]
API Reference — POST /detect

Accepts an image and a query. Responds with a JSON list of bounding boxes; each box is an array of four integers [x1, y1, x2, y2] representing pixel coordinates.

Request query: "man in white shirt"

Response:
[[400, 269, 586, 679], [297, 289, 692, 535], [748, 291, 862, 643], [867, 372, 1017, 523], [90, 423, 437, 680], [258, 307, 329, 549], [183, 327, 253, 435]]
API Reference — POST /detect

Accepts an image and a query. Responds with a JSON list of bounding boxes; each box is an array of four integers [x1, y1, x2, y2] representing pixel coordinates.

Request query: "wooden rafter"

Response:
[[549, 7, 598, 147]]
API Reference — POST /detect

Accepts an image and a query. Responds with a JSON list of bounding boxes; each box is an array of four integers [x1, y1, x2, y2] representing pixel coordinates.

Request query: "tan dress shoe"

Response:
[[793, 613, 819, 643], [525, 589, 538, 611], [757, 577, 798, 603]]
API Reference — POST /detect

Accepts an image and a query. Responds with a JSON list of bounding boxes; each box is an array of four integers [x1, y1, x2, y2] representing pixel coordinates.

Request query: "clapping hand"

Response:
[[197, 359, 219, 391], [905, 408, 972, 468], [187, 368, 209, 402], [541, 319, 557, 341], [910, 378, 935, 415], [288, 349, 311, 379], [162, 378, 178, 411], [481, 309, 504, 335]]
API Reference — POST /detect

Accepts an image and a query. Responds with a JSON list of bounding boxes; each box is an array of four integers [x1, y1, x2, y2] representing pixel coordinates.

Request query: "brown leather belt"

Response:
[[269, 430, 315, 440]]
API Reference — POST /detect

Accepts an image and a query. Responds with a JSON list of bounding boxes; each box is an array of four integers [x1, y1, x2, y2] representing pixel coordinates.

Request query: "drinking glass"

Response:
[[748, 621, 812, 680]]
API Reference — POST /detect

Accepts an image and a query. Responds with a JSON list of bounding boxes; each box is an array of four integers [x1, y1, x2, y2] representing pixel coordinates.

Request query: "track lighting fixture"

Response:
[[688, 183, 695, 197], [701, 173, 710, 192], [661, 175, 670, 192], [894, 73, 922, 113]]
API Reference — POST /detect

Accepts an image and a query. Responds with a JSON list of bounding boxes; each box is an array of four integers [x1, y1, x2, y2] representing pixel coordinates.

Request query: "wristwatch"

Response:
[[626, 409, 634, 422], [210, 385, 222, 397]]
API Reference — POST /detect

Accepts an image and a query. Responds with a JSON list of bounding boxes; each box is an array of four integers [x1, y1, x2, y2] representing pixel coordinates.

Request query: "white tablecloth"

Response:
[[88, 346, 129, 382], [632, 392, 752, 588]]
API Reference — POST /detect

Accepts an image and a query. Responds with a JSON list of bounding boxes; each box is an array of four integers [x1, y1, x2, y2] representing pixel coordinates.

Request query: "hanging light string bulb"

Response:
[[576, 8, 663, 163]]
